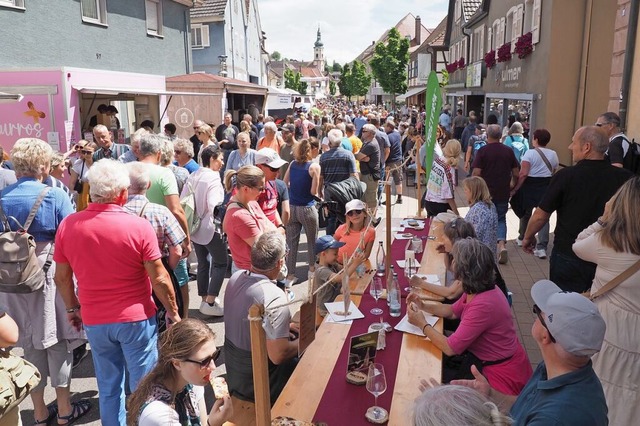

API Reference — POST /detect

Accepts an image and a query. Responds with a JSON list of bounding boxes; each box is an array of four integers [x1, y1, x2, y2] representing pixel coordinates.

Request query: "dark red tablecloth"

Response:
[[312, 221, 430, 425]]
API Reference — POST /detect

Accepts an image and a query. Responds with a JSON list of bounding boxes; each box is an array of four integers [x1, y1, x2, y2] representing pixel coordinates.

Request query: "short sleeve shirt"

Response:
[[358, 140, 381, 178], [313, 264, 342, 315], [145, 164, 179, 206], [223, 200, 272, 270], [520, 148, 559, 178], [471, 143, 519, 202], [334, 225, 376, 263], [319, 148, 357, 184]]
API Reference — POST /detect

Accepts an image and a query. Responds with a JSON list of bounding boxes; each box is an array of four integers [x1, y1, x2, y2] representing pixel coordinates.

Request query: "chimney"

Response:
[[415, 15, 421, 44]]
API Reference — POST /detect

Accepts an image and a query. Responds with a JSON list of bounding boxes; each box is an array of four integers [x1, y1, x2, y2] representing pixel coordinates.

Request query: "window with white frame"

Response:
[[531, 0, 542, 44], [510, 5, 524, 52], [0, 0, 25, 9], [506, 8, 515, 48], [146, 0, 163, 36], [454, 0, 461, 22], [472, 26, 485, 62], [81, 0, 107, 25], [191, 24, 210, 49], [487, 27, 493, 53]]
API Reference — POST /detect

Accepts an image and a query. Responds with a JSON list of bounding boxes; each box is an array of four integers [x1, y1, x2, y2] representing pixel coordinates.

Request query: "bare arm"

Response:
[[54, 262, 83, 331], [464, 145, 473, 172], [355, 152, 369, 162], [472, 167, 482, 177], [164, 194, 192, 257], [266, 337, 298, 364], [451, 365, 518, 412], [0, 312, 19, 348], [410, 276, 463, 300], [511, 161, 531, 195], [280, 200, 290, 227], [167, 244, 183, 270], [318, 174, 324, 199], [522, 208, 552, 254], [145, 259, 181, 323], [309, 163, 321, 198], [69, 169, 80, 192], [384, 147, 390, 162], [510, 167, 519, 189], [407, 301, 456, 356], [446, 198, 459, 216]]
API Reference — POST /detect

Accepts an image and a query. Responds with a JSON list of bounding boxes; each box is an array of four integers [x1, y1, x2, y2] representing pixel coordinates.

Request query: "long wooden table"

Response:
[[272, 219, 445, 424]]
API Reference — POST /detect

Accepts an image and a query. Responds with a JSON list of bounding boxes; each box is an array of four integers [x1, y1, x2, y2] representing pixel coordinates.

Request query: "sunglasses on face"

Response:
[[347, 209, 363, 216], [532, 304, 556, 343], [81, 150, 93, 155], [183, 348, 221, 369]]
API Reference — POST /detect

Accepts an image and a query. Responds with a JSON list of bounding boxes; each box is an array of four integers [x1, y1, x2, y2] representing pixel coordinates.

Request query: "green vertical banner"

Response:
[[422, 71, 442, 186]]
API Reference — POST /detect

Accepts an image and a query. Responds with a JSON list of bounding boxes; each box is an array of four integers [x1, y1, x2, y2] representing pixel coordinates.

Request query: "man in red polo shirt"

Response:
[[54, 160, 180, 426]]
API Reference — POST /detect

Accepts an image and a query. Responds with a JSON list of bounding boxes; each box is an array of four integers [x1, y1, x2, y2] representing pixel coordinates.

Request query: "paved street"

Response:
[[17, 170, 555, 424]]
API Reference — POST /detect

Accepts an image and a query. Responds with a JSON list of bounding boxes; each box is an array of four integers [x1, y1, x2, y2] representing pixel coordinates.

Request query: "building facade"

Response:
[[444, 0, 617, 165], [0, 0, 196, 76], [190, 0, 267, 85]]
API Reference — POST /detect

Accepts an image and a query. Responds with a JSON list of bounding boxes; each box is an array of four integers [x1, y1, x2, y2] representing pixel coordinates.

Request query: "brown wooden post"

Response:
[[385, 180, 391, 277], [415, 137, 423, 218], [249, 304, 271, 426]]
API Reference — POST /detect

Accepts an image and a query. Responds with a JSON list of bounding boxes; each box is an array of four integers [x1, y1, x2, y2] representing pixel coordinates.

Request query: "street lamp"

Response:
[[218, 55, 228, 77]]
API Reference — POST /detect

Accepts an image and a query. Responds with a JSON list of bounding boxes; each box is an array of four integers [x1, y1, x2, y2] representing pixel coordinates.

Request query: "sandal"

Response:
[[56, 400, 91, 426], [34, 402, 58, 425]]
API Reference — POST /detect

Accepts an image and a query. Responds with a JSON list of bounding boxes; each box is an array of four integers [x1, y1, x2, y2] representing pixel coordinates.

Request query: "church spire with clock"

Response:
[[313, 27, 324, 69]]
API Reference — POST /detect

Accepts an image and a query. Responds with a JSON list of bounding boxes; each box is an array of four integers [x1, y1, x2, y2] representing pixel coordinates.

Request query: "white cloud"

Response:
[[259, 0, 449, 65]]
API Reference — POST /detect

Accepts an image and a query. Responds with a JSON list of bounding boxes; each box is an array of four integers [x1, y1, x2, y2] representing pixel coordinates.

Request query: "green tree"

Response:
[[350, 60, 372, 98], [369, 27, 410, 108], [270, 51, 281, 61], [299, 80, 308, 94], [329, 80, 336, 96], [331, 61, 343, 73], [284, 69, 308, 94], [338, 63, 352, 99]]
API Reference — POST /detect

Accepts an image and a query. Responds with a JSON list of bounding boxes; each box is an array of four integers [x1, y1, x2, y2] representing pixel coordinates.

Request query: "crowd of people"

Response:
[[0, 103, 638, 425]]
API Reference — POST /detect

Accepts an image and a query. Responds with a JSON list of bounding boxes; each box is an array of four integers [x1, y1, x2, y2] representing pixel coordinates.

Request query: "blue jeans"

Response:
[[495, 201, 509, 242], [549, 249, 597, 293], [85, 317, 158, 426]]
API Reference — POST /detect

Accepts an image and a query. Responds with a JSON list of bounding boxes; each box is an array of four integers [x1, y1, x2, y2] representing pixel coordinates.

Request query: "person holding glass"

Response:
[[127, 318, 232, 425], [407, 238, 531, 396]]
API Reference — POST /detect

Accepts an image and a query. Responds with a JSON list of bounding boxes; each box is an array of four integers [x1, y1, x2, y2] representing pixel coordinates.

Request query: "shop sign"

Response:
[[466, 62, 482, 88], [501, 66, 522, 88]]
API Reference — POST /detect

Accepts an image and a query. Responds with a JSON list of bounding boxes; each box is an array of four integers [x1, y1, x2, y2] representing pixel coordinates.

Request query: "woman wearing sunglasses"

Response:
[[128, 318, 232, 426], [334, 199, 375, 265], [69, 141, 98, 211]]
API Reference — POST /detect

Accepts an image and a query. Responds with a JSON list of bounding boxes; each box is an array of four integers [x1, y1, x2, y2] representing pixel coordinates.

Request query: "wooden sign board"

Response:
[[347, 331, 378, 373], [298, 294, 317, 358]]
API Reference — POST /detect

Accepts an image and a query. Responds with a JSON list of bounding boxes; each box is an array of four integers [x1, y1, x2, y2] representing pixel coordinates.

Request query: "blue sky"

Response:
[[259, 0, 449, 65]]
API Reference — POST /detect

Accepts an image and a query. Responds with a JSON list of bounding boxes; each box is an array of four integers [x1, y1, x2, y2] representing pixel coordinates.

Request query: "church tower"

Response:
[[313, 27, 324, 68]]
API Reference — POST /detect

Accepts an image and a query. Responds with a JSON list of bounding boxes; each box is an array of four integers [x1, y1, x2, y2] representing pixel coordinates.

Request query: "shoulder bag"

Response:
[[534, 147, 554, 174], [590, 258, 640, 301], [0, 348, 41, 417]]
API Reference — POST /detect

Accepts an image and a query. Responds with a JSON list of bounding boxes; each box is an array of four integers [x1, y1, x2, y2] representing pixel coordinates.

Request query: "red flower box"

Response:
[[497, 42, 512, 63], [515, 32, 533, 59], [484, 50, 496, 69]]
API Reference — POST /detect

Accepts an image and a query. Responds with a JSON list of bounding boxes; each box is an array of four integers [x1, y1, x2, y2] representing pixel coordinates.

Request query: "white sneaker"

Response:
[[533, 249, 547, 259], [516, 238, 523, 247], [199, 300, 224, 317]]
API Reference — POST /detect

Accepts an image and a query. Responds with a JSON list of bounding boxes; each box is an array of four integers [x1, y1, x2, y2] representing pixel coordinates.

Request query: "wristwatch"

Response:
[[66, 305, 81, 313]]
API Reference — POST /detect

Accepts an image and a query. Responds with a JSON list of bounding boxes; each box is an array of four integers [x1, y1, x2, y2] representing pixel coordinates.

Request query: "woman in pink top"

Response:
[[408, 238, 531, 395], [222, 165, 277, 272]]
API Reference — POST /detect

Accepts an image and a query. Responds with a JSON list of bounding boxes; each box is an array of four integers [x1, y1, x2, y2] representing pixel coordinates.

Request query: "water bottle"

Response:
[[389, 272, 401, 317], [386, 265, 395, 306], [375, 241, 385, 276]]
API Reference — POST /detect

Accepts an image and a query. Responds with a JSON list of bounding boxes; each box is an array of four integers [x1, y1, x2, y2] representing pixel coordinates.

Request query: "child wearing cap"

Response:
[[334, 199, 376, 264], [313, 235, 364, 316]]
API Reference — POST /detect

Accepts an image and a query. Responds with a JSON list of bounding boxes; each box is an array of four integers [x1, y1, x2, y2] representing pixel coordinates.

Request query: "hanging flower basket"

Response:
[[515, 32, 534, 59], [497, 42, 512, 63], [484, 50, 496, 69]]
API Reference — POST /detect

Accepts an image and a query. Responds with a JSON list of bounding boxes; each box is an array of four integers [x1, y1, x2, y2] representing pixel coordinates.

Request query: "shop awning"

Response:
[[397, 85, 427, 102], [73, 86, 210, 96], [0, 91, 23, 103]]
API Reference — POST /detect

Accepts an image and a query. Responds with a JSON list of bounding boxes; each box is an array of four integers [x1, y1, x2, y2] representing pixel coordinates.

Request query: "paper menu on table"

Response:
[[396, 259, 420, 269], [325, 301, 365, 322], [394, 312, 439, 337], [415, 274, 442, 286]]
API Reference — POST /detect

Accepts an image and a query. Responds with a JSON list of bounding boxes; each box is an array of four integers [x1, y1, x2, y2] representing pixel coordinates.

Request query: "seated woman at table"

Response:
[[313, 235, 365, 317], [407, 238, 531, 396], [414, 384, 512, 426], [334, 199, 375, 265], [462, 176, 498, 258], [127, 318, 232, 425]]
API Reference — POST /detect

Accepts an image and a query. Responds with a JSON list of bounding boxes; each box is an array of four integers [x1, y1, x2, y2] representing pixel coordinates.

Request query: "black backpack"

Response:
[[213, 191, 233, 242], [622, 136, 640, 175]]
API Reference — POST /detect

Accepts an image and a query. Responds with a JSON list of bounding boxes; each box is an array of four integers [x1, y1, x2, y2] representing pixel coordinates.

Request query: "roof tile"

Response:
[[190, 0, 227, 18]]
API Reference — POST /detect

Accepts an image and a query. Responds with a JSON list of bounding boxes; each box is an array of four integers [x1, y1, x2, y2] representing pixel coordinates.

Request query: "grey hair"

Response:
[[451, 238, 496, 294], [599, 112, 621, 128], [251, 231, 286, 272], [509, 122, 524, 135], [159, 138, 174, 166], [92, 124, 108, 135], [336, 123, 346, 133], [413, 385, 513, 426], [486, 124, 502, 140], [130, 128, 149, 147], [173, 138, 194, 158], [328, 128, 344, 146], [87, 159, 131, 203], [362, 123, 377, 135], [10, 138, 53, 178], [127, 162, 151, 195], [263, 122, 277, 133], [139, 133, 167, 158], [578, 126, 609, 154]]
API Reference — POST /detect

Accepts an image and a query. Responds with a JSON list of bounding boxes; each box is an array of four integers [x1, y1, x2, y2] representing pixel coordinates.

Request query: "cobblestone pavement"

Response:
[[17, 172, 554, 423]]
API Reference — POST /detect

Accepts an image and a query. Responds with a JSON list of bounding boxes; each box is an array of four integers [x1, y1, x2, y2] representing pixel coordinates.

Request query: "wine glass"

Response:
[[369, 275, 383, 315], [404, 256, 416, 292], [366, 363, 387, 420]]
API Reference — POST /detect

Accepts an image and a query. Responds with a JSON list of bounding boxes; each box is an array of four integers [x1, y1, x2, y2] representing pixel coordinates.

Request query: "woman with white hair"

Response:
[[0, 138, 91, 425], [226, 131, 256, 171], [257, 122, 283, 153], [504, 122, 529, 163], [173, 138, 199, 174], [414, 385, 512, 426]]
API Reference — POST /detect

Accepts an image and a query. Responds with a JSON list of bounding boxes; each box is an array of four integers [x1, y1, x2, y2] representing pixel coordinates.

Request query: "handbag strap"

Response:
[[590, 258, 640, 301], [534, 148, 553, 173]]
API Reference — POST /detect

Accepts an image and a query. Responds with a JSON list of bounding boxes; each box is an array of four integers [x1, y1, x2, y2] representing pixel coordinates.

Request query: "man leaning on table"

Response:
[[224, 231, 298, 405], [450, 280, 608, 425]]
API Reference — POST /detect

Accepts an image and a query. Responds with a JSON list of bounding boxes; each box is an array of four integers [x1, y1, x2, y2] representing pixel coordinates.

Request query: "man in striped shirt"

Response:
[[92, 124, 130, 162]]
